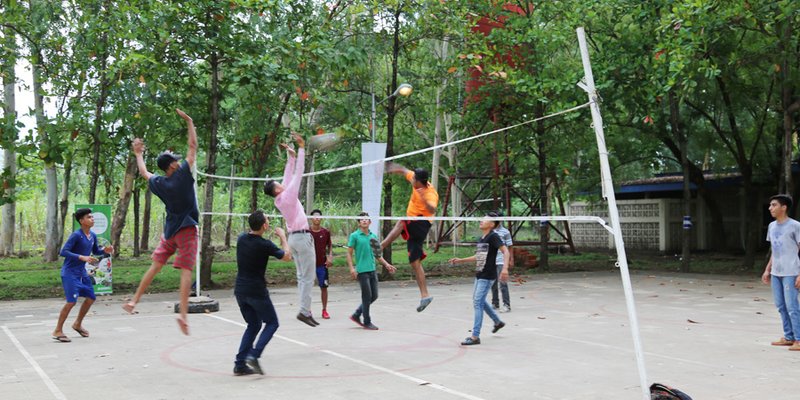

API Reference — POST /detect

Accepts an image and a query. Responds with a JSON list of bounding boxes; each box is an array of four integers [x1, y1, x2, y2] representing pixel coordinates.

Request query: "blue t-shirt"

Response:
[[494, 226, 513, 266], [767, 218, 800, 277], [60, 229, 105, 277], [148, 160, 199, 239]]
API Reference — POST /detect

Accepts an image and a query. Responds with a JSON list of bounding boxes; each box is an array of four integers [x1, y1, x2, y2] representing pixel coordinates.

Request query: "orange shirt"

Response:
[[405, 171, 439, 217]]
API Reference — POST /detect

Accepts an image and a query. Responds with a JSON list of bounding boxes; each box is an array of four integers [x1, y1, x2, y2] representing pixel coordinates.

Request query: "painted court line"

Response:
[[206, 314, 486, 400], [2, 326, 67, 400]]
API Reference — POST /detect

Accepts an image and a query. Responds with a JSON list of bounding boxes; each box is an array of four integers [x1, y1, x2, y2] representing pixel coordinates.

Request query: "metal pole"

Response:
[[576, 26, 649, 400], [193, 163, 201, 297], [371, 92, 377, 142]]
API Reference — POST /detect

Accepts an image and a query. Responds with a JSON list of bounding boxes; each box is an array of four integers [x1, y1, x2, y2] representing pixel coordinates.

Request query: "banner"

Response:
[[73, 204, 113, 295], [361, 143, 387, 236]]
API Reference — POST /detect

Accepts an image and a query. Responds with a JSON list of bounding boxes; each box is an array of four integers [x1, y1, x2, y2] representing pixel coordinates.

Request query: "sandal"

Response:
[[492, 321, 505, 334], [460, 336, 480, 346], [52, 335, 71, 343], [72, 326, 90, 338]]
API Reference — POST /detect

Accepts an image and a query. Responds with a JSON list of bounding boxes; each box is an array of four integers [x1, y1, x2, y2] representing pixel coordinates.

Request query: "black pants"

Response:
[[354, 271, 379, 324]]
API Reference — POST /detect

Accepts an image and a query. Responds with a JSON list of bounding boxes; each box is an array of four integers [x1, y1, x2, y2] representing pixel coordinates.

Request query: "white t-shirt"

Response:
[[767, 218, 800, 277]]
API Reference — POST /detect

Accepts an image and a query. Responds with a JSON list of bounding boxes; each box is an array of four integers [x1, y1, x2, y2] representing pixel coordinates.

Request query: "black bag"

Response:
[[650, 383, 692, 400]]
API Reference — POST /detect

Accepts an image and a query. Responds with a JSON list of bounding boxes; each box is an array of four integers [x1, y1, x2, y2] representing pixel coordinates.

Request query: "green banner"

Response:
[[73, 204, 113, 295]]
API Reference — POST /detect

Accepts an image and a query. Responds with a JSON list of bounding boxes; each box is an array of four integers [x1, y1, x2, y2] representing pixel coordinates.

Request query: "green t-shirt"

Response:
[[348, 229, 378, 273]]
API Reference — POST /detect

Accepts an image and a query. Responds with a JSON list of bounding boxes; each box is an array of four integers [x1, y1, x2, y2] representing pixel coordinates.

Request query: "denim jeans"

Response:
[[354, 271, 379, 325], [289, 232, 316, 316], [472, 278, 501, 338], [771, 275, 800, 342], [235, 293, 279, 366], [491, 264, 510, 307]]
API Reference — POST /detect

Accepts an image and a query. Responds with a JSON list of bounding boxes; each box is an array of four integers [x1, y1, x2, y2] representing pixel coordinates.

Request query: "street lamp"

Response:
[[371, 83, 413, 142]]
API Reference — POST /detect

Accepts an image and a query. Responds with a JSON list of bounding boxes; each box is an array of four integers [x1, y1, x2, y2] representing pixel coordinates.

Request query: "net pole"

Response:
[[193, 163, 201, 297], [577, 27, 649, 400]]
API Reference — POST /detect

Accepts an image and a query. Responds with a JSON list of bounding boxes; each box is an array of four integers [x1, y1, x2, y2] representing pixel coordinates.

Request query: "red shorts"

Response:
[[152, 226, 198, 271]]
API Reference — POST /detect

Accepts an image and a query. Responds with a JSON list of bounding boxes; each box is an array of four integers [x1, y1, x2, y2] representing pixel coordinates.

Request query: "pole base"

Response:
[[174, 296, 219, 314]]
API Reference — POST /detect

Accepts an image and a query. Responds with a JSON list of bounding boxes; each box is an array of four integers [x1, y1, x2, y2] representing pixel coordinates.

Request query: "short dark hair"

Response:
[[264, 180, 278, 197], [770, 194, 793, 210], [156, 151, 180, 172], [248, 210, 267, 231], [413, 168, 429, 185], [486, 211, 500, 228], [310, 209, 322, 216], [74, 208, 92, 223], [358, 211, 370, 217]]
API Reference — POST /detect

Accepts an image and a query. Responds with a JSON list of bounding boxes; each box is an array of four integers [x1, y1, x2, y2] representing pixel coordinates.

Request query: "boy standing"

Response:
[[761, 194, 800, 351], [449, 215, 509, 346], [53, 208, 113, 342], [489, 212, 513, 313], [263, 133, 319, 327], [123, 109, 198, 335], [381, 162, 439, 312], [233, 210, 292, 376], [347, 212, 396, 330], [310, 209, 333, 319]]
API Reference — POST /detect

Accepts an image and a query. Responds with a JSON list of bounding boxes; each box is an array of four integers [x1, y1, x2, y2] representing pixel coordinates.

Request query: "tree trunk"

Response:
[[536, 106, 549, 270], [88, 1, 111, 203], [200, 50, 221, 288], [249, 93, 290, 211], [742, 169, 758, 269], [30, 40, 60, 262], [1, 23, 16, 256], [224, 165, 234, 249], [110, 154, 137, 258], [778, 21, 796, 195], [58, 153, 73, 247], [133, 186, 140, 257], [381, 6, 403, 265], [669, 90, 691, 272], [140, 186, 151, 251]]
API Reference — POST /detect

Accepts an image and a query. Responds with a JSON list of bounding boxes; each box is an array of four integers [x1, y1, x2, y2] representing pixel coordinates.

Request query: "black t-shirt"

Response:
[[235, 233, 285, 297], [475, 232, 504, 280]]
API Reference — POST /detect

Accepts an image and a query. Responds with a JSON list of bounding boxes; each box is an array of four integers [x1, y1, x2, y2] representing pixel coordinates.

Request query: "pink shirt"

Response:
[[274, 148, 310, 232]]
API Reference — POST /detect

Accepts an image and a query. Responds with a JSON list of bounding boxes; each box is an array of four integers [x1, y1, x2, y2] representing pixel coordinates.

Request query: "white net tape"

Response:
[[200, 212, 613, 234], [197, 101, 593, 182]]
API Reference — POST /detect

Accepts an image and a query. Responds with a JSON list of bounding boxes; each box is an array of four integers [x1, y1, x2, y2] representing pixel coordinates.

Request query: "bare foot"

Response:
[[122, 303, 137, 314], [176, 316, 190, 336]]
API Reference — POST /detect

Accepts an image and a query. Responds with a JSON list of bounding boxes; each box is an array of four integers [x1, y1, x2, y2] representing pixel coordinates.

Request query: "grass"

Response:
[[0, 246, 763, 301]]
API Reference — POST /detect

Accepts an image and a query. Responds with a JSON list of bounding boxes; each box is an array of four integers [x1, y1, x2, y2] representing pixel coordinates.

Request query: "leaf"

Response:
[[447, 66, 457, 73]]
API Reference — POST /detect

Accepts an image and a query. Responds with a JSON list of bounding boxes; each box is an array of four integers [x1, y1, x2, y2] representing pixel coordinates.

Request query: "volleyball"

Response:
[[307, 133, 341, 153]]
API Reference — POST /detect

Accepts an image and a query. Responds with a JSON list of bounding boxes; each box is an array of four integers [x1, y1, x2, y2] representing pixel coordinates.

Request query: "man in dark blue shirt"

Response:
[[123, 109, 199, 336], [233, 210, 292, 376], [52, 208, 113, 343]]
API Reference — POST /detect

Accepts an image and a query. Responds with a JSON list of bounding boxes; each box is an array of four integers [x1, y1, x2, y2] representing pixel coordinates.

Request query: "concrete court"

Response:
[[1, 270, 799, 400]]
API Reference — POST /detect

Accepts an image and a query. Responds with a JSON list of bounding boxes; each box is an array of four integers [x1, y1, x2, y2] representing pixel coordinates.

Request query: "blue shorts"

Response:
[[316, 265, 329, 288], [62, 275, 96, 303]]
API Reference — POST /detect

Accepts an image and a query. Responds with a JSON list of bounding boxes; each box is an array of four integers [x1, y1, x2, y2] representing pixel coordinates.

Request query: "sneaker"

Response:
[[296, 313, 318, 327], [500, 305, 511, 313], [363, 323, 379, 330], [233, 365, 255, 376], [492, 303, 500, 310], [492, 321, 506, 334], [322, 310, 330, 319], [771, 337, 795, 346], [416, 296, 434, 312], [245, 356, 263, 375], [790, 342, 800, 351], [349, 314, 364, 327], [460, 337, 481, 346]]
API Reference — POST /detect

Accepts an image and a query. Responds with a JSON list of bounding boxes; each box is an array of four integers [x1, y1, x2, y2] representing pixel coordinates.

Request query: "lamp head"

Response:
[[394, 83, 413, 97]]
